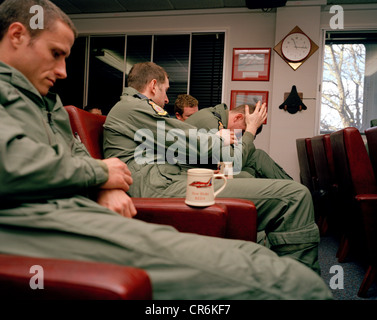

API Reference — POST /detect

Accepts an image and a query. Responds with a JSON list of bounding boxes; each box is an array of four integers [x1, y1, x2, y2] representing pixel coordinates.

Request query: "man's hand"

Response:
[[100, 158, 133, 192], [97, 189, 137, 218], [216, 129, 238, 146], [97, 158, 136, 217], [245, 101, 267, 136]]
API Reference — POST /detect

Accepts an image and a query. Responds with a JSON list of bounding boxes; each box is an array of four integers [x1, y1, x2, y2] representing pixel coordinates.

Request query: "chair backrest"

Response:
[[311, 134, 337, 192], [311, 134, 331, 192], [296, 137, 317, 193], [365, 126, 377, 180], [323, 134, 336, 186], [330, 127, 377, 197], [64, 105, 106, 159]]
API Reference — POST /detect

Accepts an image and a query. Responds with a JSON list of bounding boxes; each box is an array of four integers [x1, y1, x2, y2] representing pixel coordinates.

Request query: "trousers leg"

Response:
[[216, 178, 320, 273], [243, 149, 293, 180], [0, 198, 331, 300], [130, 166, 320, 273]]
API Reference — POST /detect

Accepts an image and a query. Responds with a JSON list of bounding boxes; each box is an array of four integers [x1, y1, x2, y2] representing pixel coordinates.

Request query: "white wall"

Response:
[[70, 4, 377, 181], [269, 6, 322, 181]]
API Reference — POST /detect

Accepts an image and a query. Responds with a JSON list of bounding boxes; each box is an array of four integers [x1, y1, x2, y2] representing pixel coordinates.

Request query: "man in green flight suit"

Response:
[[185, 102, 292, 180], [0, 0, 332, 300], [103, 62, 322, 275]]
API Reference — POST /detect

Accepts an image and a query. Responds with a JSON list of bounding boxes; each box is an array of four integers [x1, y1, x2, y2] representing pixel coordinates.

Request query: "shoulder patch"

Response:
[[148, 100, 168, 116]]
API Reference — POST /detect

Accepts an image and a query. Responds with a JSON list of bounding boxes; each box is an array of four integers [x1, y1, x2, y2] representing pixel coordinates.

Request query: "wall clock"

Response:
[[274, 26, 318, 71]]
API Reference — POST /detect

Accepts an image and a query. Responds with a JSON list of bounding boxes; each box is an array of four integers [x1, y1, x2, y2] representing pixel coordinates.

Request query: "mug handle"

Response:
[[213, 173, 227, 198]]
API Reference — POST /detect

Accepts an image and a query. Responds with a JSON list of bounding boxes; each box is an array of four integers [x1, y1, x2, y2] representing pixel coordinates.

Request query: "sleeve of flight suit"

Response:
[[104, 94, 226, 166], [184, 107, 221, 130], [104, 93, 257, 173], [185, 105, 256, 172], [0, 85, 109, 203]]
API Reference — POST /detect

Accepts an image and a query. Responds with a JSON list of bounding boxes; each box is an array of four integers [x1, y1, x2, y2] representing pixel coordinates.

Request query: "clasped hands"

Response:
[[97, 158, 137, 218]]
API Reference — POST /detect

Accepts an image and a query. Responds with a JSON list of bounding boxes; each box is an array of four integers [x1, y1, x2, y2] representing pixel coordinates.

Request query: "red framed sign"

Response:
[[232, 48, 271, 81], [230, 90, 269, 124]]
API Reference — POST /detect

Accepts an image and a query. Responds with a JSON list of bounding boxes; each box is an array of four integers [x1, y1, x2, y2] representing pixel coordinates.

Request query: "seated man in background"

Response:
[[174, 93, 199, 121], [84, 104, 103, 115], [0, 0, 332, 300], [185, 103, 292, 180], [103, 61, 324, 277]]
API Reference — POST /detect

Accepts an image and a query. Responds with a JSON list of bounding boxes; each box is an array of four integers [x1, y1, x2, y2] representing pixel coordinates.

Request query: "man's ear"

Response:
[[175, 112, 183, 121], [234, 113, 244, 122], [7, 22, 28, 48], [149, 79, 158, 95]]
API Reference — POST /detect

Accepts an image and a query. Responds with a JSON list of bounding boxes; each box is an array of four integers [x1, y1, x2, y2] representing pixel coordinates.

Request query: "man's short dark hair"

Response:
[[0, 0, 77, 41], [84, 105, 101, 112], [174, 94, 199, 116], [127, 62, 168, 92], [230, 104, 256, 115]]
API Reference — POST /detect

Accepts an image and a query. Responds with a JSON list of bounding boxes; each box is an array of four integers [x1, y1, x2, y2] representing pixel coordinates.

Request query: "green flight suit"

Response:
[[185, 104, 293, 180], [0, 62, 332, 300], [103, 87, 322, 275]]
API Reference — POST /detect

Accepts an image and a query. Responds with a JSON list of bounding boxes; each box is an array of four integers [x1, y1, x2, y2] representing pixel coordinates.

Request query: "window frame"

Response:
[[56, 31, 226, 115], [318, 28, 377, 134]]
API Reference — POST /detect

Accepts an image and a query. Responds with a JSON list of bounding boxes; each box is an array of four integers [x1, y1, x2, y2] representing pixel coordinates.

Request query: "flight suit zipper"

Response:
[[40, 109, 55, 145], [47, 111, 57, 133]]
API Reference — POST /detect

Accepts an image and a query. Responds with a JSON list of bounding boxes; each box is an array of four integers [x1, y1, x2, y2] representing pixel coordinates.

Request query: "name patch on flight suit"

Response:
[[148, 100, 168, 116]]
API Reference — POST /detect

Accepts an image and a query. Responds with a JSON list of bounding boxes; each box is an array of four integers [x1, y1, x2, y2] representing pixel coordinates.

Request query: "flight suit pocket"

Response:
[[70, 135, 91, 157]]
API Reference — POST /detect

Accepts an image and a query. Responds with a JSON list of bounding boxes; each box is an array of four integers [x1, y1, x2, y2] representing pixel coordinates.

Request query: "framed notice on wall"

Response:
[[230, 90, 269, 124], [232, 48, 271, 81]]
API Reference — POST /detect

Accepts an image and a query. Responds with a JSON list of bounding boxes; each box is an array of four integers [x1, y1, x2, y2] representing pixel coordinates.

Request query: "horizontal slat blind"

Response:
[[190, 33, 225, 109]]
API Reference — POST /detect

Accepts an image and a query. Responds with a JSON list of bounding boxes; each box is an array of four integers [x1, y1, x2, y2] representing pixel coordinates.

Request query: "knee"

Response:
[[298, 183, 312, 199], [290, 180, 312, 199], [292, 182, 316, 220], [285, 180, 315, 212]]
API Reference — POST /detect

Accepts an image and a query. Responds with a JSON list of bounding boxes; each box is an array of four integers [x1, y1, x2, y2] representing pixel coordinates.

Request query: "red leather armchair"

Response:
[[330, 127, 377, 297], [133, 197, 257, 241], [0, 106, 258, 300], [63, 105, 257, 242], [0, 254, 152, 300], [296, 137, 318, 195], [366, 126, 377, 179]]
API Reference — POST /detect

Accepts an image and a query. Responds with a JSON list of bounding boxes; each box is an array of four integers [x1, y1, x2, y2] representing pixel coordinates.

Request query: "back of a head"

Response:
[[0, 0, 77, 41], [84, 105, 102, 115], [127, 62, 168, 92], [230, 104, 256, 115], [230, 104, 263, 136]]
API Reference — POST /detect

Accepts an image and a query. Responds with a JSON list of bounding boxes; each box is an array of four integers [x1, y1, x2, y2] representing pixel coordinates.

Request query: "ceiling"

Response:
[[1, 0, 377, 15]]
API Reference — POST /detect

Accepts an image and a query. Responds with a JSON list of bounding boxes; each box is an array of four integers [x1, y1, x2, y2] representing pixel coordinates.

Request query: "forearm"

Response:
[[219, 132, 256, 173], [0, 128, 108, 201], [128, 113, 224, 165]]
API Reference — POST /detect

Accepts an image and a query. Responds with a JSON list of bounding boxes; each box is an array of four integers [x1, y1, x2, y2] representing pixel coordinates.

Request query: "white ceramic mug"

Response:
[[185, 168, 227, 207]]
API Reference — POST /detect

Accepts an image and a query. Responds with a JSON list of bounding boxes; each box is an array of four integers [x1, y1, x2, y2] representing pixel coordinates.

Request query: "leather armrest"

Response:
[[0, 254, 152, 300], [355, 194, 377, 202], [215, 198, 257, 242], [355, 194, 377, 262], [134, 198, 227, 238], [133, 197, 257, 242]]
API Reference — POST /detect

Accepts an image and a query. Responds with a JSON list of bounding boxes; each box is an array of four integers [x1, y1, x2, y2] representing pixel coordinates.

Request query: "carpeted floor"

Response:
[[318, 234, 377, 300]]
